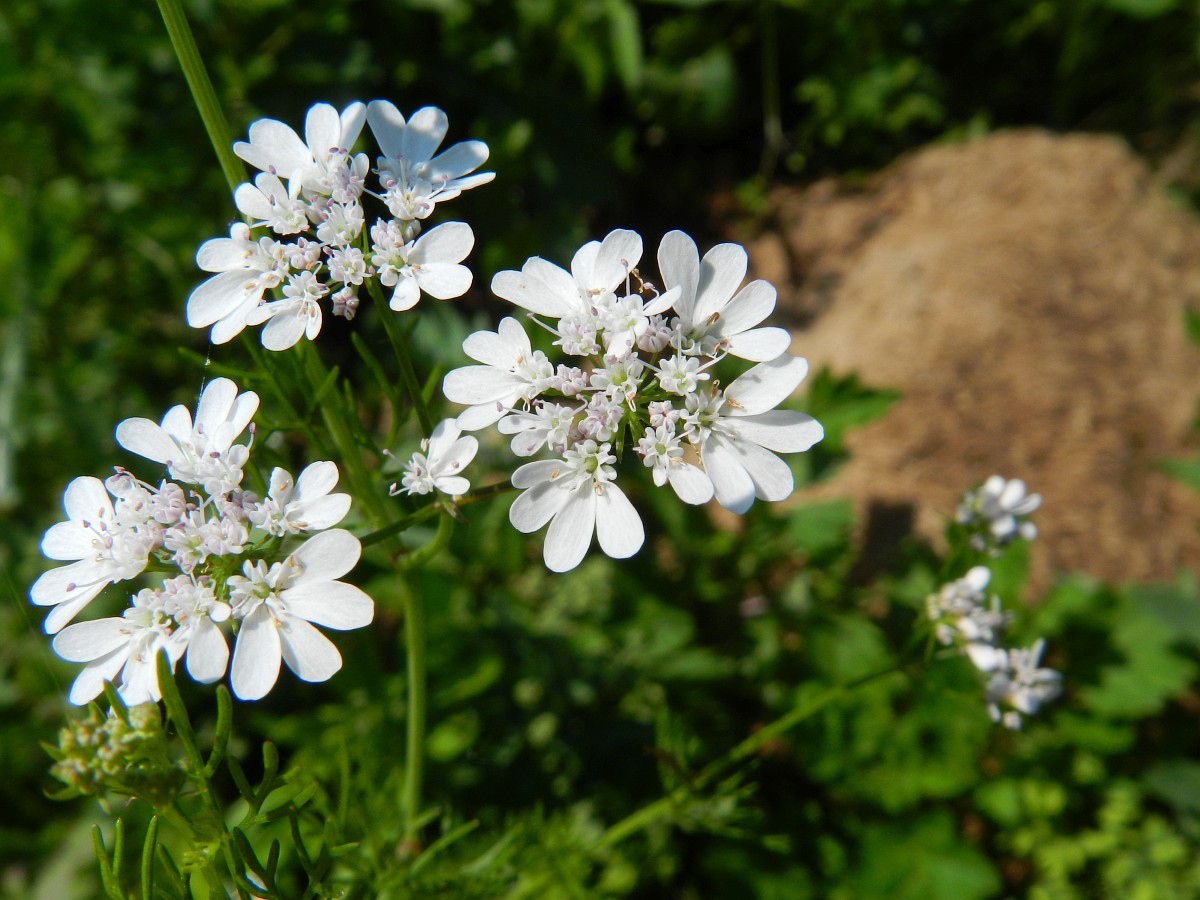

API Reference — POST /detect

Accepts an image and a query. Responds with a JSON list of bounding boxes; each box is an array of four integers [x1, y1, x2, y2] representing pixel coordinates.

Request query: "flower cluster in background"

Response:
[[929, 478, 1061, 728], [957, 474, 1041, 553], [443, 228, 824, 571], [187, 101, 492, 350], [31, 378, 374, 704]]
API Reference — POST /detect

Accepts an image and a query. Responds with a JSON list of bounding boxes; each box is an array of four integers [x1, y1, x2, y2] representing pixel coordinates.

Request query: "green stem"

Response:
[[155, 0, 245, 194], [366, 279, 435, 435], [600, 665, 903, 848], [156, 654, 247, 896], [400, 578, 428, 849]]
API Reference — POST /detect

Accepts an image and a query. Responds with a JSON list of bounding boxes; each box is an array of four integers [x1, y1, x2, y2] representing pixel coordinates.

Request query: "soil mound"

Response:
[[751, 129, 1200, 589]]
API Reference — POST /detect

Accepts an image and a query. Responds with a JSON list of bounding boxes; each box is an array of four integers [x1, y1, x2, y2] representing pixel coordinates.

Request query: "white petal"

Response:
[[60, 476, 114, 527], [291, 529, 361, 583], [455, 402, 511, 431], [589, 229, 643, 291], [261, 308, 309, 350], [41, 521, 96, 561], [187, 270, 258, 328], [412, 221, 474, 266], [282, 581, 374, 630], [68, 650, 129, 706], [716, 280, 776, 334], [509, 481, 570, 533], [667, 463, 715, 505], [194, 378, 238, 436], [235, 119, 312, 177], [304, 103, 341, 158], [722, 327, 793, 362], [53, 619, 130, 662], [693, 243, 748, 325], [295, 493, 352, 529], [658, 230, 699, 321], [401, 106, 449, 163], [427, 141, 489, 181], [339, 102, 367, 148], [231, 605, 282, 701], [280, 617, 343, 684], [725, 355, 810, 417], [234, 182, 274, 222], [389, 275, 421, 312], [434, 475, 471, 495], [196, 236, 249, 272], [492, 262, 576, 317], [594, 482, 644, 559], [115, 418, 178, 466], [730, 411, 824, 453], [186, 619, 230, 683], [442, 366, 523, 405], [727, 436, 794, 503], [544, 484, 596, 572], [704, 437, 756, 514], [463, 320, 527, 368], [296, 460, 339, 498], [366, 100, 408, 160], [511, 459, 563, 489], [416, 263, 473, 300]]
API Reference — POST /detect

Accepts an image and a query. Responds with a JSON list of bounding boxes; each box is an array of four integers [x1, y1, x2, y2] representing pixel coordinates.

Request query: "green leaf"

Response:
[[604, 0, 643, 92]]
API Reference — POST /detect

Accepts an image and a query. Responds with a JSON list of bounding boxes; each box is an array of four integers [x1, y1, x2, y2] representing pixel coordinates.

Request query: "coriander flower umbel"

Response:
[[228, 529, 374, 701], [370, 219, 475, 312], [391, 419, 478, 497], [985, 640, 1062, 730]]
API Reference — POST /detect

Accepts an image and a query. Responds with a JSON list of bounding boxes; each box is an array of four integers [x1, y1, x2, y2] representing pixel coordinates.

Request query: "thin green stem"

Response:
[[155, 0, 245, 194], [366, 279, 435, 435], [600, 664, 904, 848], [400, 578, 428, 849]]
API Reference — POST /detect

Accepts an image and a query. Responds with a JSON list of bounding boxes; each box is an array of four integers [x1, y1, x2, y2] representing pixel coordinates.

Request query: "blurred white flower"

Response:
[[985, 639, 1062, 729], [958, 475, 1041, 551]]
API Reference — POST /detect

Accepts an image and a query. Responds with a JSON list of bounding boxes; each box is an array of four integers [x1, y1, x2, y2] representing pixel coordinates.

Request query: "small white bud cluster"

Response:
[[957, 475, 1041, 554]]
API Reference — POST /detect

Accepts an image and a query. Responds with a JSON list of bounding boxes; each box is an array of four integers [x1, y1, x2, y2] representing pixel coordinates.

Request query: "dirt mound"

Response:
[[750, 129, 1200, 590]]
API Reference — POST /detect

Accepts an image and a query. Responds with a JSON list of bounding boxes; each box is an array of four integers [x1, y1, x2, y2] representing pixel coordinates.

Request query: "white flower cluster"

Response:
[[442, 229, 824, 571], [927, 566, 1061, 729], [31, 378, 374, 704], [188, 101, 493, 350], [957, 475, 1041, 553]]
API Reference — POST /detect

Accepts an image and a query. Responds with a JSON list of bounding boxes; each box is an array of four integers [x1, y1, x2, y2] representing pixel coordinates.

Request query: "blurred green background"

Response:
[[4, 0, 1200, 896]]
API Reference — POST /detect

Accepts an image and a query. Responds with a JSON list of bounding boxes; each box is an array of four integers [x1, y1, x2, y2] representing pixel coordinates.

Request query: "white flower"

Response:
[[657, 230, 791, 362], [925, 566, 1010, 670], [497, 402, 577, 457], [228, 529, 374, 701], [366, 101, 494, 221], [187, 224, 289, 345], [491, 229, 647, 320], [159, 576, 231, 684], [636, 426, 714, 505], [442, 317, 555, 430], [958, 475, 1042, 549], [686, 354, 824, 513], [52, 590, 178, 706], [391, 420, 478, 496], [234, 172, 309, 235], [115, 377, 259, 496], [234, 101, 368, 199], [31, 476, 156, 634], [243, 268, 329, 351], [249, 461, 352, 535], [370, 219, 475, 311], [985, 639, 1062, 729], [508, 440, 644, 572]]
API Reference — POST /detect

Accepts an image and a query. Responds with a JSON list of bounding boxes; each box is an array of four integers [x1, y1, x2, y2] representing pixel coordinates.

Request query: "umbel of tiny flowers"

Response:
[[187, 100, 492, 350], [31, 377, 374, 705], [443, 227, 824, 572], [957, 474, 1041, 554]]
